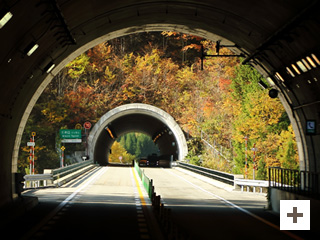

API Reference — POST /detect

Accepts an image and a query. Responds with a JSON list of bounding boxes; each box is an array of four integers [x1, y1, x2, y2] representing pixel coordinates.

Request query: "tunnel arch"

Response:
[[88, 103, 188, 165], [1, 0, 320, 205]]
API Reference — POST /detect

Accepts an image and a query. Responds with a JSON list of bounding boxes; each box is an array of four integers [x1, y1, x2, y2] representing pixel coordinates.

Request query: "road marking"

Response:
[[21, 167, 109, 239], [132, 168, 146, 206], [131, 167, 150, 240], [165, 169, 303, 240]]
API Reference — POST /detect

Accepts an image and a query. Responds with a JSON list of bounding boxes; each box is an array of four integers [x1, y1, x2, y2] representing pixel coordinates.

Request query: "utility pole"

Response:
[[61, 146, 65, 168], [252, 143, 256, 180], [32, 132, 36, 175], [27, 132, 36, 175], [244, 136, 248, 179], [29, 137, 32, 175]]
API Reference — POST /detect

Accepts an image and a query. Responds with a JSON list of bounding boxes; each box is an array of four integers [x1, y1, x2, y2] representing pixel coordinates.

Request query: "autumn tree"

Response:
[[18, 32, 298, 179]]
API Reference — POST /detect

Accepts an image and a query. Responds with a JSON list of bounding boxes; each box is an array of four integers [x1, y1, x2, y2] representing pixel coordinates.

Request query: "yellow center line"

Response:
[[132, 167, 146, 206]]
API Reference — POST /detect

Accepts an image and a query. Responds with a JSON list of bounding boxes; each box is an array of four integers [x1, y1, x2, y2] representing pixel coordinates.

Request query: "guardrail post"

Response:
[[268, 168, 271, 187], [149, 179, 153, 198]]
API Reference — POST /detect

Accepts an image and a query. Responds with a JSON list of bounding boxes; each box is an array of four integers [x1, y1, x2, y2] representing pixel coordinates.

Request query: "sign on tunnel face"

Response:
[[59, 129, 82, 139]]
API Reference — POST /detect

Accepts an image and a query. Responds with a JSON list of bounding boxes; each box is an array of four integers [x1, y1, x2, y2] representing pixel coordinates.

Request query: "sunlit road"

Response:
[[9, 166, 163, 240], [4, 166, 317, 240], [143, 167, 315, 240]]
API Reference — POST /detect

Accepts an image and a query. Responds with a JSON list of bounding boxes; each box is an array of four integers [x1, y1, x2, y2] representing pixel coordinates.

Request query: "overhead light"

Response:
[[302, 59, 312, 70], [286, 67, 295, 77], [296, 61, 308, 73], [266, 77, 275, 86], [311, 53, 320, 66], [44, 62, 55, 73], [24, 42, 39, 56], [306, 56, 317, 68], [291, 64, 301, 75], [105, 127, 115, 139], [275, 72, 285, 82], [0, 11, 13, 29]]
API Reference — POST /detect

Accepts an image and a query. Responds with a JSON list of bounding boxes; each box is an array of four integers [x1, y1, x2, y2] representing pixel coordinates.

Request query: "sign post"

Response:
[[252, 143, 257, 180], [31, 132, 36, 174], [244, 136, 248, 179], [61, 146, 65, 168], [83, 122, 91, 157], [28, 138, 32, 175]]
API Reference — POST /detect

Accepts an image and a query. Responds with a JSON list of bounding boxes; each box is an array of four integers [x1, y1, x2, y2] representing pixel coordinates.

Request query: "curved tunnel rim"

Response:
[[88, 103, 188, 162]]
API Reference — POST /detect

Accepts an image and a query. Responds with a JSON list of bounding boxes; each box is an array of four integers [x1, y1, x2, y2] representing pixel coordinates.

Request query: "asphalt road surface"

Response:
[[3, 166, 318, 240], [7, 166, 163, 240], [143, 167, 317, 240]]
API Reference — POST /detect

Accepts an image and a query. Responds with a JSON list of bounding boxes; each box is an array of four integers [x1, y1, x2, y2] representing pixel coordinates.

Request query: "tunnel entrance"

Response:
[[1, 0, 319, 207], [88, 103, 188, 166]]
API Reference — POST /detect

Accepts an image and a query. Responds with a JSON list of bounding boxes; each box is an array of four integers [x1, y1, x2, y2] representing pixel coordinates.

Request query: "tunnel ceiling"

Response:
[[2, 0, 320, 124], [110, 114, 167, 138]]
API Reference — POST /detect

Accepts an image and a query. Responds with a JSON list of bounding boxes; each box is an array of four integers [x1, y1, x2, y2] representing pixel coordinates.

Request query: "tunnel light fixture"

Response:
[[291, 64, 301, 75], [44, 62, 55, 73], [24, 42, 39, 56], [286, 67, 295, 77], [0, 11, 12, 29], [153, 133, 163, 143], [275, 72, 284, 82], [266, 77, 275, 86], [311, 53, 320, 66], [105, 127, 114, 139], [306, 56, 317, 68], [301, 59, 311, 70], [296, 61, 308, 73]]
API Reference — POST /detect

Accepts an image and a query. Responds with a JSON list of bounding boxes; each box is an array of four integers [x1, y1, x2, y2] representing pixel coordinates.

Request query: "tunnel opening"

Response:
[[109, 132, 160, 165], [89, 104, 188, 167]]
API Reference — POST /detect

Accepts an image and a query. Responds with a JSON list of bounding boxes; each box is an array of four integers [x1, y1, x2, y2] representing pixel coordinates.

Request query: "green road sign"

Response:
[[59, 129, 82, 139]]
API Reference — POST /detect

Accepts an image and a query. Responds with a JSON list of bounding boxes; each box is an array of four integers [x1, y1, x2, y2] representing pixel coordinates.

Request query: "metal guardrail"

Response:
[[178, 162, 269, 193], [52, 160, 94, 180], [24, 160, 94, 188], [178, 162, 235, 185], [24, 174, 53, 188], [234, 179, 268, 193], [269, 167, 320, 198]]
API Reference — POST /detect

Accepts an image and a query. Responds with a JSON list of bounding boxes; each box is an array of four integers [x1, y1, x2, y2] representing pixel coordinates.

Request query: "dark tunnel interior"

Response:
[[94, 113, 179, 165]]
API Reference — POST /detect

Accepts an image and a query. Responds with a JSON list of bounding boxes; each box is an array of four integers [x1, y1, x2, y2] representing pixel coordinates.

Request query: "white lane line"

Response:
[[165, 169, 303, 240], [21, 167, 109, 240]]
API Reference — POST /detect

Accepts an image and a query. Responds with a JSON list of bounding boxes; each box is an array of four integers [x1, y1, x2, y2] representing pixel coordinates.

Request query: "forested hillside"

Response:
[[18, 32, 299, 179], [109, 133, 159, 164]]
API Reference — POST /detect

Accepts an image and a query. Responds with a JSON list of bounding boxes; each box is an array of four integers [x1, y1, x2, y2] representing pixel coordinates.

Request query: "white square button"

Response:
[[280, 200, 310, 230]]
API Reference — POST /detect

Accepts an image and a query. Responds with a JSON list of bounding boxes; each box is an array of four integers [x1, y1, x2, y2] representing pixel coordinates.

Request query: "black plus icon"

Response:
[[287, 207, 303, 223]]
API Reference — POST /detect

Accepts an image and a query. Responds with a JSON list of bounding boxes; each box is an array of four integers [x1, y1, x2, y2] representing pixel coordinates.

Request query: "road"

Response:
[[3, 165, 317, 240], [143, 167, 315, 240], [8, 166, 163, 240]]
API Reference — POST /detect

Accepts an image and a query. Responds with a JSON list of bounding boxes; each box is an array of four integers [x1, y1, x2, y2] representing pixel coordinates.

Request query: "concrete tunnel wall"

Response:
[[88, 103, 188, 165]]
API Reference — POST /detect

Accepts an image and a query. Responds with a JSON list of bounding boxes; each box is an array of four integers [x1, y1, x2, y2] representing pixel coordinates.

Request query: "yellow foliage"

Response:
[[109, 142, 135, 163]]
